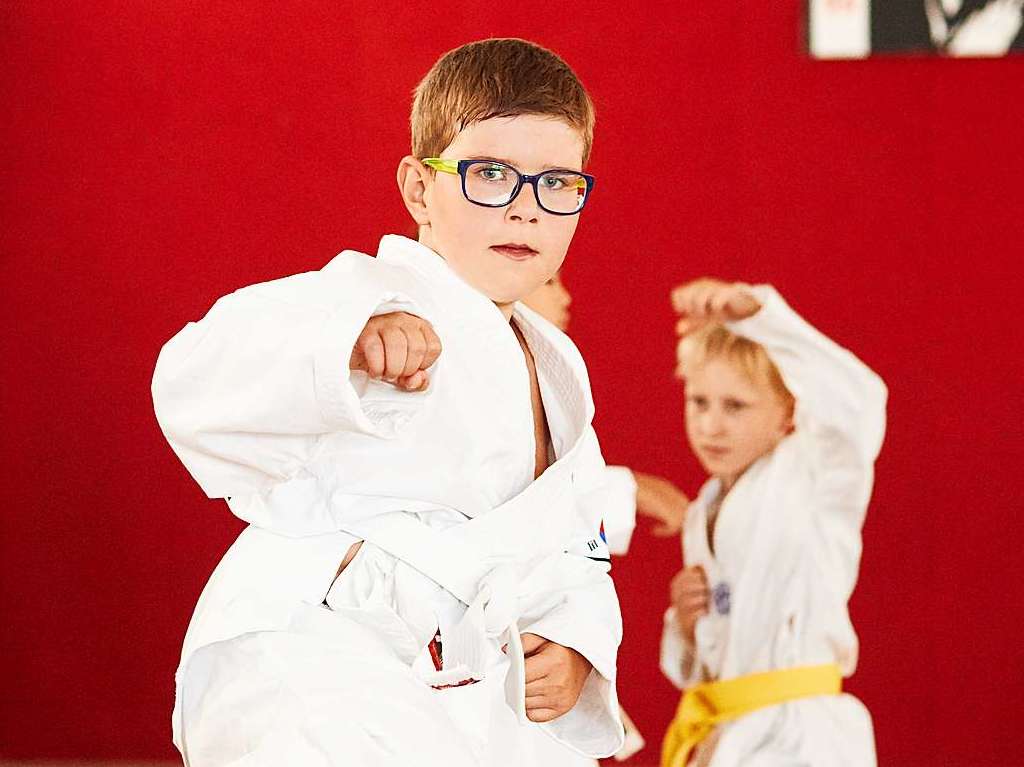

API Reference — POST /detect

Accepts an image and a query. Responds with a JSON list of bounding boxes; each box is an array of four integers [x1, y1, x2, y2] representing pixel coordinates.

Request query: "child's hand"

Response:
[[634, 471, 690, 537], [670, 566, 709, 644], [671, 278, 761, 337], [520, 633, 593, 723], [349, 312, 442, 391]]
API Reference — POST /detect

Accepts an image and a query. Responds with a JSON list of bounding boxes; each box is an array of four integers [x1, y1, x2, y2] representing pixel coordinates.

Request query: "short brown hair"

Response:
[[411, 38, 595, 165]]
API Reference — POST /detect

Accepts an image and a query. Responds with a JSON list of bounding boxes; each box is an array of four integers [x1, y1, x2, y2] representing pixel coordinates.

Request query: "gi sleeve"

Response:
[[151, 253, 435, 502], [579, 466, 638, 556], [726, 285, 888, 467], [514, 427, 626, 758], [727, 285, 888, 603], [659, 607, 705, 689]]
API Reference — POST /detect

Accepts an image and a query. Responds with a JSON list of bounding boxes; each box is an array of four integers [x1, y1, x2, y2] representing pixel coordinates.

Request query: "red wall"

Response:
[[3, 3, 1022, 764]]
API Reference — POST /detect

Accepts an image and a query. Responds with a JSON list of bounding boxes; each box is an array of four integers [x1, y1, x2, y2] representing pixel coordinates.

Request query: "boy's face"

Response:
[[684, 357, 793, 488], [417, 115, 585, 306]]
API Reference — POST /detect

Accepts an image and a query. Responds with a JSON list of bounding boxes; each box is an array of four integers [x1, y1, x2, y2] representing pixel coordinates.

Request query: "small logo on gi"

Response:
[[712, 582, 731, 615]]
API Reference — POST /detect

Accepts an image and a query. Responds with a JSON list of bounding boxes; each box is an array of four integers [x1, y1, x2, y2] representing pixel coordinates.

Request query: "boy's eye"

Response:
[[540, 173, 576, 191], [724, 398, 748, 412], [476, 165, 509, 182], [687, 395, 709, 409]]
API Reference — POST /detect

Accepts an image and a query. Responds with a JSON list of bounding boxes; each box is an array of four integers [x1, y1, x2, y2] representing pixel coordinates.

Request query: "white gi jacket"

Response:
[[660, 286, 887, 767], [152, 235, 624, 767]]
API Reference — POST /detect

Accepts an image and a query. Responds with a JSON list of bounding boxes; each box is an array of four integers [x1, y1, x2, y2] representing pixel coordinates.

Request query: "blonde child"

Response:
[[660, 278, 887, 767]]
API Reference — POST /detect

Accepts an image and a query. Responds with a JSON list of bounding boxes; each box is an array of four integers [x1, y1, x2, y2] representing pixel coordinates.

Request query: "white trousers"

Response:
[[176, 602, 559, 767]]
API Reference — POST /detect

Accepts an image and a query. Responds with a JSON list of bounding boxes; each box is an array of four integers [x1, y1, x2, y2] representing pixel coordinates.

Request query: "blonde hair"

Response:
[[410, 38, 595, 164], [677, 324, 795, 411]]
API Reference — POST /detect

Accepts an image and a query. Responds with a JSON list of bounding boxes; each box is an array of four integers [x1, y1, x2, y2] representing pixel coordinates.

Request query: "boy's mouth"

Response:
[[491, 243, 539, 261], [700, 445, 731, 459]]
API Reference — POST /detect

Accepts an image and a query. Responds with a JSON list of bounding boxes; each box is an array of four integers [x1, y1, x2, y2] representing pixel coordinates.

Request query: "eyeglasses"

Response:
[[422, 158, 595, 216]]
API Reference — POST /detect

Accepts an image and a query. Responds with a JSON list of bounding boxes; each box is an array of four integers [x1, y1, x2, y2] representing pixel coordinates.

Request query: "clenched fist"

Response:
[[671, 278, 761, 338], [670, 566, 710, 644], [349, 312, 442, 391], [520, 633, 593, 723]]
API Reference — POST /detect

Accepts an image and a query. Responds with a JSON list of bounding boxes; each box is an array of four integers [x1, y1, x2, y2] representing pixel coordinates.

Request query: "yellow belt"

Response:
[[661, 664, 842, 767]]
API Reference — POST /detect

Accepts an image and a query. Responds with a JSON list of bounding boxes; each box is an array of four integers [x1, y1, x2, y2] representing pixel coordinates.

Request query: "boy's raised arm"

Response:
[[724, 284, 888, 465], [724, 284, 888, 621], [152, 255, 437, 503]]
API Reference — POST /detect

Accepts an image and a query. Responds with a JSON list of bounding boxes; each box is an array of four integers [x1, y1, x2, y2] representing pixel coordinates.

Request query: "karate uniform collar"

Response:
[[376, 234, 594, 457], [512, 302, 593, 457], [375, 234, 507, 325]]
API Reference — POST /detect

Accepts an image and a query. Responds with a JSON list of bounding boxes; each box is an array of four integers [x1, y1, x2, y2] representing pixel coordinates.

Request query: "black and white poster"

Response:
[[809, 0, 1024, 58]]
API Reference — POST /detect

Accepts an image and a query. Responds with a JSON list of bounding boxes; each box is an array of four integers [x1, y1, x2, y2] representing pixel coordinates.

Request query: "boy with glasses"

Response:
[[153, 38, 624, 766]]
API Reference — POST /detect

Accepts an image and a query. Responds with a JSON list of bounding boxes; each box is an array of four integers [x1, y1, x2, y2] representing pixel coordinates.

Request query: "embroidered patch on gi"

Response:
[[570, 523, 611, 563], [712, 582, 731, 615]]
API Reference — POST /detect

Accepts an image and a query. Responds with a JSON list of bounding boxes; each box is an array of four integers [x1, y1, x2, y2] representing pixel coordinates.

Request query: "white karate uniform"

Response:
[[660, 286, 887, 767], [152, 235, 625, 766]]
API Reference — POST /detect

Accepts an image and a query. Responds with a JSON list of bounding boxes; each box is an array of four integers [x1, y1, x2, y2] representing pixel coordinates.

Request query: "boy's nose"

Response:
[[701, 410, 726, 436], [506, 185, 541, 223]]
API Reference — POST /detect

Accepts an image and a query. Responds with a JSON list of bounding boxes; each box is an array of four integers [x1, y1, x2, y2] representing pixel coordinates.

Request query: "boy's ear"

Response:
[[782, 404, 796, 436], [397, 156, 431, 226]]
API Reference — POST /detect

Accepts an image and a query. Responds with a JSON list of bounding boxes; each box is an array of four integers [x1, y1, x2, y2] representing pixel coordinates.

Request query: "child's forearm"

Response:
[[152, 262, 433, 501], [517, 565, 625, 758], [660, 607, 703, 689], [727, 285, 888, 463]]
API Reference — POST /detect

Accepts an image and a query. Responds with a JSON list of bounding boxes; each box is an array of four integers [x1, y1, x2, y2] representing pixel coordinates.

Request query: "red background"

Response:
[[3, 3, 1022, 765]]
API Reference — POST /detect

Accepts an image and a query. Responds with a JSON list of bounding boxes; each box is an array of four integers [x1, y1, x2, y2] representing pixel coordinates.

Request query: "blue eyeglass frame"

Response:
[[422, 158, 596, 216]]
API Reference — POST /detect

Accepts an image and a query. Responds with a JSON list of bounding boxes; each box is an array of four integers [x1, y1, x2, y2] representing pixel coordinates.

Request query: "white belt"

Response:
[[341, 463, 585, 722]]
